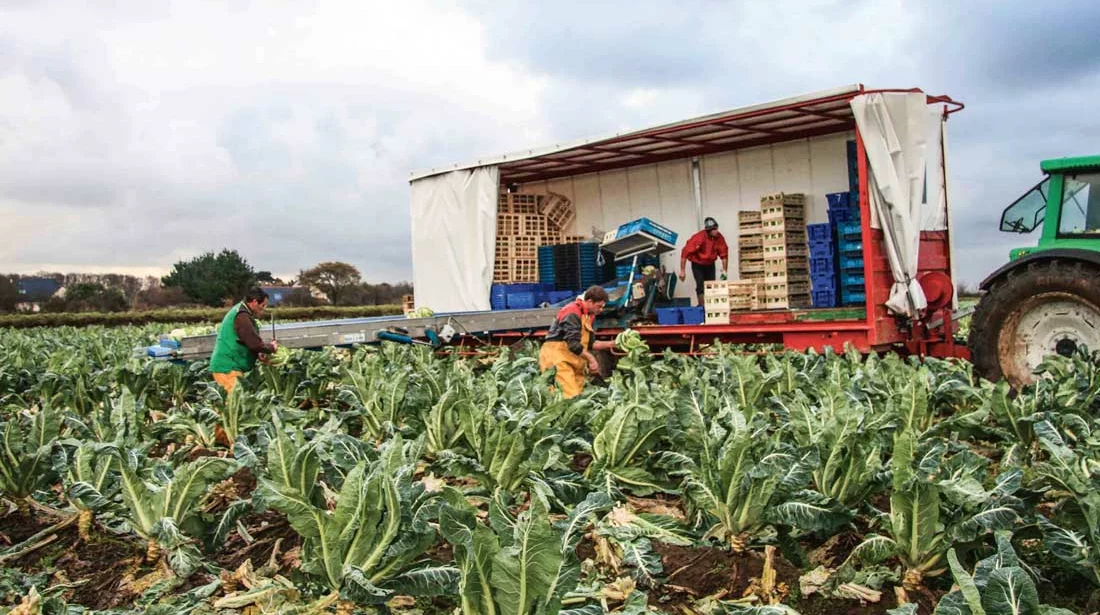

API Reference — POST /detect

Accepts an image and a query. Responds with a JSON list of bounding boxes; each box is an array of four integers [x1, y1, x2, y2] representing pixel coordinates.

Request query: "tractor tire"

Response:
[[969, 258, 1100, 387]]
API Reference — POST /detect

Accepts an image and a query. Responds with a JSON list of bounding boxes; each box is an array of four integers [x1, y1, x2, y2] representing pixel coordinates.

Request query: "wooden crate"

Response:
[[739, 235, 763, 250], [762, 280, 811, 297], [762, 230, 808, 246], [727, 280, 760, 311], [764, 256, 809, 272], [512, 235, 539, 259], [761, 294, 812, 310], [502, 193, 540, 215], [561, 234, 591, 244], [493, 260, 512, 284], [521, 214, 549, 237], [495, 236, 512, 260], [402, 294, 415, 312], [538, 233, 563, 248], [739, 258, 765, 274], [497, 214, 522, 236], [738, 210, 761, 223], [761, 202, 806, 222], [761, 218, 806, 233], [511, 259, 539, 283], [764, 270, 810, 285], [704, 280, 729, 295], [761, 192, 807, 206], [705, 307, 731, 325], [763, 243, 809, 259], [540, 193, 575, 232], [738, 221, 762, 236]]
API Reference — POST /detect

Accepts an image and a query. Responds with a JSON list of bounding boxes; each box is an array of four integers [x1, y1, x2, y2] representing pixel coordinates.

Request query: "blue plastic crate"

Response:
[[811, 275, 836, 292], [837, 222, 862, 240], [656, 307, 683, 325], [827, 208, 859, 227], [808, 223, 832, 243], [826, 192, 850, 209], [810, 241, 835, 258], [810, 255, 835, 274], [849, 190, 860, 206], [837, 238, 863, 256], [839, 273, 865, 287], [841, 289, 866, 305], [812, 289, 837, 308], [506, 292, 536, 310], [616, 217, 678, 245], [681, 306, 705, 325], [839, 255, 864, 270], [548, 290, 576, 304]]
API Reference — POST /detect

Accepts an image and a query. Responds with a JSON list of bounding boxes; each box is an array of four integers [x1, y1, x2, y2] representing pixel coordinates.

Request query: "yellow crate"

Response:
[[497, 213, 522, 236]]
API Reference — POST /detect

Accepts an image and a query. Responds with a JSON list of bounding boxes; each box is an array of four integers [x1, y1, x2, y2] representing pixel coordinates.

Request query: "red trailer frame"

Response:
[[458, 86, 968, 360]]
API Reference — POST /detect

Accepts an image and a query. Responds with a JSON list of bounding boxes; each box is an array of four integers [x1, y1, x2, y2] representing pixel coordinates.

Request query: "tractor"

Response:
[[970, 155, 1100, 387]]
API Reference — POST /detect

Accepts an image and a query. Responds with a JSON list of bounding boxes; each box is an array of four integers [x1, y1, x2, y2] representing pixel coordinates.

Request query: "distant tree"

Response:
[[45, 282, 128, 313], [0, 275, 19, 313], [297, 262, 362, 305], [256, 271, 276, 284], [162, 249, 257, 307], [133, 285, 194, 310]]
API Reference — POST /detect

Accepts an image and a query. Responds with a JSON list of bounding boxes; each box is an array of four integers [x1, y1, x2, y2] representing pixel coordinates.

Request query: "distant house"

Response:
[[16, 277, 62, 312]]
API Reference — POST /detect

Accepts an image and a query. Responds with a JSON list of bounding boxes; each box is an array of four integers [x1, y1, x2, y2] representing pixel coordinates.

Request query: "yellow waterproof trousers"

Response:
[[538, 317, 593, 399]]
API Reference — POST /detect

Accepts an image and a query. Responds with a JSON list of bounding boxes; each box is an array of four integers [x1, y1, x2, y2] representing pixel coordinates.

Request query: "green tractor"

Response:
[[970, 155, 1100, 386]]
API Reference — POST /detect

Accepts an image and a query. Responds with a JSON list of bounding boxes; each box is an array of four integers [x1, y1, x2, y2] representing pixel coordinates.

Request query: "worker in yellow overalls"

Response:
[[539, 286, 617, 398]]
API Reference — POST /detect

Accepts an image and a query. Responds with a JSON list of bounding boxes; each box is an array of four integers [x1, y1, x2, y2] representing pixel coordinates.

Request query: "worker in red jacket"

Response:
[[679, 217, 729, 307]]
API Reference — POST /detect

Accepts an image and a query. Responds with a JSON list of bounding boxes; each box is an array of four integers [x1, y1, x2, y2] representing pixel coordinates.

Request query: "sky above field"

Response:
[[2, 0, 1098, 285]]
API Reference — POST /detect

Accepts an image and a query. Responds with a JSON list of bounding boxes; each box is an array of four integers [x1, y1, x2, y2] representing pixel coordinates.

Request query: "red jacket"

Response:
[[682, 230, 729, 265]]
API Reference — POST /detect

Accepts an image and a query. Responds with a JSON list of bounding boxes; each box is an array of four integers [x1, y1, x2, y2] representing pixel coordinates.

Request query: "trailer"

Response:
[[154, 84, 971, 365]]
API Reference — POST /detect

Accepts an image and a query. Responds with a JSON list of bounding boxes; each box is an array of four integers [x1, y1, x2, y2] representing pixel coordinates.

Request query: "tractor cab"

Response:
[[999, 156, 1100, 259], [970, 155, 1100, 387]]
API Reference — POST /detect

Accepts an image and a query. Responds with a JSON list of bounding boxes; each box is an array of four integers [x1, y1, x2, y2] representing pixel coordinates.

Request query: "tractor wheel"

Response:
[[969, 258, 1100, 387]]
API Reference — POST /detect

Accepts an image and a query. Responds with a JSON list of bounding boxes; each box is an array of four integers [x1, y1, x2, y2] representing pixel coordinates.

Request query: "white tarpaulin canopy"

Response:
[[851, 92, 948, 318], [409, 166, 499, 313]]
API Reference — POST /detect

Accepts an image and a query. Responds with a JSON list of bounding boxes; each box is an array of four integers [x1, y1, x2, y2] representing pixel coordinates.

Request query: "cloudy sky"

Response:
[[2, 0, 1097, 285]]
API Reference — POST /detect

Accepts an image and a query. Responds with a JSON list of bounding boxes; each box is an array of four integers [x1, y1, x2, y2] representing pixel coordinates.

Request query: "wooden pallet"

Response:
[[540, 193, 575, 232], [497, 213, 522, 236]]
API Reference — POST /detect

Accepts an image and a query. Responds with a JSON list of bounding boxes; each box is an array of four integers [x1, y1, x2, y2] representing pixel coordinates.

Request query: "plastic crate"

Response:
[[616, 217, 678, 245], [506, 292, 536, 310], [839, 273, 865, 287], [549, 290, 577, 304], [656, 307, 683, 325], [839, 255, 864, 270], [837, 238, 863, 256], [837, 222, 862, 240], [828, 207, 860, 226], [812, 289, 837, 308], [810, 255, 835, 274], [809, 241, 834, 258], [808, 223, 832, 243], [811, 275, 836, 292], [681, 306, 705, 325], [826, 192, 850, 209], [841, 289, 866, 305]]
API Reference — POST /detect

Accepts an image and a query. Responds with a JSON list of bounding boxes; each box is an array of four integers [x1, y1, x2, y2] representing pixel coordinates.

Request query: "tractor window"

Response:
[[1000, 178, 1049, 233], [1058, 173, 1100, 236]]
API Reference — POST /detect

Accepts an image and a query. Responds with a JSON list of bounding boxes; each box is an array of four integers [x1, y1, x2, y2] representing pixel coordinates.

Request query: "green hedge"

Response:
[[0, 305, 404, 329]]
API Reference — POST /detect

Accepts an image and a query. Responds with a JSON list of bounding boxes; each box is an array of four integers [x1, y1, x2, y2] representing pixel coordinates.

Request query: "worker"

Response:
[[679, 216, 729, 307], [209, 287, 279, 395], [539, 286, 617, 398]]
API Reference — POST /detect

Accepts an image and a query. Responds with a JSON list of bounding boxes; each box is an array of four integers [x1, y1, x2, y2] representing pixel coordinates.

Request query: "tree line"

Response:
[[0, 249, 411, 314]]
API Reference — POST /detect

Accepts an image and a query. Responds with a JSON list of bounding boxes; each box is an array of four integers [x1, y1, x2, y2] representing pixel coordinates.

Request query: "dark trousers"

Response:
[[691, 261, 717, 296]]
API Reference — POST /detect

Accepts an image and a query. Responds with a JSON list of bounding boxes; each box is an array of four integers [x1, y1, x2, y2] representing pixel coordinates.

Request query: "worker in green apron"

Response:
[[209, 287, 279, 394]]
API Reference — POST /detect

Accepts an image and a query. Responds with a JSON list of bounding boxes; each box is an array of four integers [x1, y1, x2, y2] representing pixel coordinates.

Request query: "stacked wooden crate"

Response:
[[727, 280, 761, 311], [703, 281, 731, 324], [494, 192, 576, 283], [760, 193, 811, 309], [737, 210, 765, 282]]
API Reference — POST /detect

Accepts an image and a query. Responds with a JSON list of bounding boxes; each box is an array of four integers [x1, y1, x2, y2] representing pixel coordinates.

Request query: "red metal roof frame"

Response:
[[409, 84, 963, 186]]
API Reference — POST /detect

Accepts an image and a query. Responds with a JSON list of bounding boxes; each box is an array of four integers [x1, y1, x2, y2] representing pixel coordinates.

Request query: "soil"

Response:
[[653, 543, 800, 605], [570, 452, 592, 473], [216, 511, 301, 573], [0, 508, 50, 545]]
